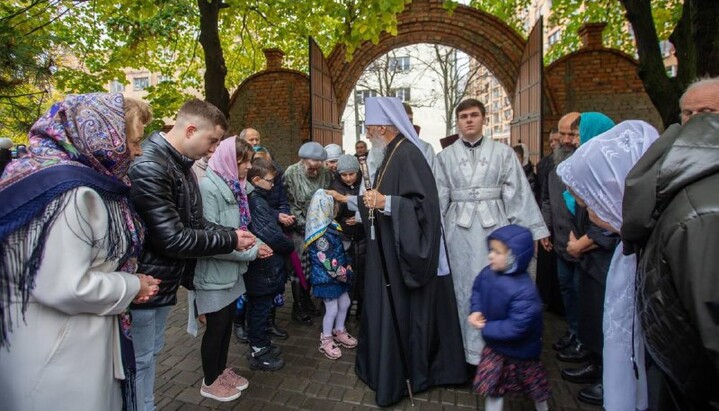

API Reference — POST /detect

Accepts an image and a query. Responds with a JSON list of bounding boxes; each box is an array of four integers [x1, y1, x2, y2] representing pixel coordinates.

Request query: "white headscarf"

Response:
[[556, 120, 659, 411], [556, 120, 659, 232]]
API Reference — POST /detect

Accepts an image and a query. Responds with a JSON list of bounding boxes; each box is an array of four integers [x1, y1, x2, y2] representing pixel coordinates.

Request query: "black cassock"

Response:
[[355, 135, 466, 407]]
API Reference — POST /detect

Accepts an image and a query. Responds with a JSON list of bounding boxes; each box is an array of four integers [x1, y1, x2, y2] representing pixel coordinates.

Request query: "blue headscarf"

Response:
[[563, 112, 615, 215]]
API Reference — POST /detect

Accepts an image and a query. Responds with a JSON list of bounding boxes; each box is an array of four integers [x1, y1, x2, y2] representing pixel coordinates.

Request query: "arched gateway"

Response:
[[310, 0, 547, 161]]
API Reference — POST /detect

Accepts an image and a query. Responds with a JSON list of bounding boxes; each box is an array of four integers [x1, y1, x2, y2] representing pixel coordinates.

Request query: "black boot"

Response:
[[302, 286, 321, 317], [247, 345, 284, 371], [291, 281, 312, 326], [266, 307, 289, 340], [233, 307, 248, 344]]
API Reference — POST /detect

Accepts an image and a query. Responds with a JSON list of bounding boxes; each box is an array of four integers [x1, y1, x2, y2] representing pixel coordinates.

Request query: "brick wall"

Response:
[[542, 23, 663, 154], [228, 53, 310, 167]]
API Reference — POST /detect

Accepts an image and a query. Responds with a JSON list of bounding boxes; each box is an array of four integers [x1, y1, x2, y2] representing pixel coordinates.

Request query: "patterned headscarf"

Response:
[[557, 120, 658, 232], [0, 93, 144, 410], [304, 189, 340, 248], [208, 136, 251, 229]]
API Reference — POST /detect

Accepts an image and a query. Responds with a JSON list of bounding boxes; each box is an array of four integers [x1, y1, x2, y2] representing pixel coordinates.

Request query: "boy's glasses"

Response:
[[261, 177, 274, 186]]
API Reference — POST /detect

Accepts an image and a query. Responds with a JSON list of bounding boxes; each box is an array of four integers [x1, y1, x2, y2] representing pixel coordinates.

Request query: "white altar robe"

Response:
[[436, 137, 549, 364]]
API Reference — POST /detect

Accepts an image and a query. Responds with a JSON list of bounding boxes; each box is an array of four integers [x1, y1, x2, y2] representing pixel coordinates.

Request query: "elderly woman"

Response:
[[556, 120, 659, 411], [0, 93, 159, 411]]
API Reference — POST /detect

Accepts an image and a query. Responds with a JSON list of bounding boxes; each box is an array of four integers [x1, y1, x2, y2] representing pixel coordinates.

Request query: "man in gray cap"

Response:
[[283, 142, 332, 325], [324, 143, 343, 175]]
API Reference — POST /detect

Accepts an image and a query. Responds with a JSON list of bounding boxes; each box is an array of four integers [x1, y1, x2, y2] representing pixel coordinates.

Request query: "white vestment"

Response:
[[436, 138, 549, 364]]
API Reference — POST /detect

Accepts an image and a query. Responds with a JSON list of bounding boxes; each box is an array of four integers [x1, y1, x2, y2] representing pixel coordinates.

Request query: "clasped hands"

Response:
[[235, 229, 256, 251], [468, 312, 487, 330], [362, 189, 386, 210]]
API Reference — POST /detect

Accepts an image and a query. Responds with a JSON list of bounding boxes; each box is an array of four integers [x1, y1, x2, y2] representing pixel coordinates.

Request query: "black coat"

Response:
[[329, 177, 365, 241], [128, 132, 238, 308], [355, 135, 466, 407], [623, 114, 719, 404], [541, 163, 578, 262], [246, 186, 294, 297]]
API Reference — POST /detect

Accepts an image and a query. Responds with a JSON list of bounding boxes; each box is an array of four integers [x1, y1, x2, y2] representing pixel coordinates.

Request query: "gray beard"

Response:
[[552, 145, 575, 166], [366, 147, 385, 182]]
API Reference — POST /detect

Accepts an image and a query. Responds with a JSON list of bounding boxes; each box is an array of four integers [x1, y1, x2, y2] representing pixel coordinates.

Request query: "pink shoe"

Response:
[[200, 378, 241, 402], [220, 367, 249, 391], [319, 333, 342, 359], [333, 329, 357, 348]]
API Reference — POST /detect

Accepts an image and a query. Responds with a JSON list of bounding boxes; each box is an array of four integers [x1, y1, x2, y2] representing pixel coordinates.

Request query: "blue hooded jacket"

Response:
[[470, 224, 544, 360]]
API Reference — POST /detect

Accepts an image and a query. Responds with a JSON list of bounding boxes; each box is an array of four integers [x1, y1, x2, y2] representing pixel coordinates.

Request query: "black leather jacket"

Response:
[[128, 132, 238, 308], [623, 114, 719, 404]]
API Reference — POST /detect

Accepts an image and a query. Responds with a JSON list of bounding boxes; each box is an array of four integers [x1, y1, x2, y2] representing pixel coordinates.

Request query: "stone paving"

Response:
[[153, 288, 602, 411]]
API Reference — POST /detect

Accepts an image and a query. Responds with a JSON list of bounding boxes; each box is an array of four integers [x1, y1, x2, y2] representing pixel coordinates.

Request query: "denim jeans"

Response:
[[132, 306, 172, 411], [246, 294, 273, 348], [556, 257, 579, 336]]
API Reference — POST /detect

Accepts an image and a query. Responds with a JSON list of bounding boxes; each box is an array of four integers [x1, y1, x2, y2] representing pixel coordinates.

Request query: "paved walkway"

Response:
[[153, 288, 602, 410]]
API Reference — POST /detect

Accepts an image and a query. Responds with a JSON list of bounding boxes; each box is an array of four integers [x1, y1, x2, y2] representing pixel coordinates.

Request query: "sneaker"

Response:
[[245, 344, 281, 360], [319, 333, 342, 359], [332, 329, 357, 348], [220, 368, 249, 391], [200, 378, 241, 402], [248, 346, 285, 371]]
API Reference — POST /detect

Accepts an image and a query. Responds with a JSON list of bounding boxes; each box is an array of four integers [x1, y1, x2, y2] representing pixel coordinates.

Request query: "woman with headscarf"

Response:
[[556, 120, 659, 411], [0, 93, 159, 411], [558, 112, 616, 404], [193, 136, 266, 401]]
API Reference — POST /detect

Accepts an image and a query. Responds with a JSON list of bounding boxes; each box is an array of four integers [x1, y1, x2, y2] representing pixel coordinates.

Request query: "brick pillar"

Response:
[[578, 22, 607, 50], [263, 48, 285, 70]]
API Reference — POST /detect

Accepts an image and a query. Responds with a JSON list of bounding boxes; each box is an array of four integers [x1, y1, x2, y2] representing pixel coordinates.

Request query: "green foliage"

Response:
[[467, 0, 534, 36], [544, 0, 682, 64]]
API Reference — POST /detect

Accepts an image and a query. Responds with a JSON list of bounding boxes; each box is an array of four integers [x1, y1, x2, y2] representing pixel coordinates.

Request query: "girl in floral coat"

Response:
[[305, 189, 356, 359]]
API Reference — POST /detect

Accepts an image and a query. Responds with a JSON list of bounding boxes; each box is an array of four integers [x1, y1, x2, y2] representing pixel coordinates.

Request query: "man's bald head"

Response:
[[680, 76, 719, 124], [558, 112, 580, 148], [240, 128, 261, 147]]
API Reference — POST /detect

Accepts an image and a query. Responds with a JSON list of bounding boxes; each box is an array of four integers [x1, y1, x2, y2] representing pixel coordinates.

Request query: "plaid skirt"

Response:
[[472, 346, 551, 402]]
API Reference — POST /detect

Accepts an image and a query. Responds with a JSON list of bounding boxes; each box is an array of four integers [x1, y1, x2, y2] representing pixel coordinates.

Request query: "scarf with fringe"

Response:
[[0, 93, 143, 411]]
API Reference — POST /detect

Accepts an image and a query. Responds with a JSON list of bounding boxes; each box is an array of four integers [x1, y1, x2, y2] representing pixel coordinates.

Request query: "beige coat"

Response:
[[0, 187, 141, 411]]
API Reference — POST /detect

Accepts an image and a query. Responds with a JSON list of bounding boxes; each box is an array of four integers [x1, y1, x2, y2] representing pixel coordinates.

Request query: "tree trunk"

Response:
[[620, 0, 681, 128], [197, 0, 230, 118], [622, 0, 719, 129]]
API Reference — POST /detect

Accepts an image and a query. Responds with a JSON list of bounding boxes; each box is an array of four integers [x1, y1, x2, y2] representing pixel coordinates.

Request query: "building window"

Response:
[[666, 65, 677, 78], [358, 121, 366, 135], [355, 89, 378, 105], [133, 77, 150, 91], [158, 74, 172, 83], [389, 56, 411, 72], [110, 80, 125, 93], [391, 87, 411, 102], [548, 29, 561, 46]]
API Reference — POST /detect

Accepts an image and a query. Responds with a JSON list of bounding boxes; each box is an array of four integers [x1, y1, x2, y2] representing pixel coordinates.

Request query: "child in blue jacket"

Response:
[[305, 189, 356, 360], [468, 224, 551, 411]]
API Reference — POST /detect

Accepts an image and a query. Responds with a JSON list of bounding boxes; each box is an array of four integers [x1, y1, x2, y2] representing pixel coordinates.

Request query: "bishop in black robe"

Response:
[[355, 134, 466, 407]]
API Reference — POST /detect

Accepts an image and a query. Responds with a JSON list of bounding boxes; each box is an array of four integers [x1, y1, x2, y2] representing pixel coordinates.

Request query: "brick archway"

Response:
[[327, 0, 528, 114]]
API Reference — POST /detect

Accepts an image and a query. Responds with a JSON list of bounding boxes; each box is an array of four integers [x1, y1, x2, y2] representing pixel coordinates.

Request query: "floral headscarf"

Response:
[[304, 189, 340, 248]]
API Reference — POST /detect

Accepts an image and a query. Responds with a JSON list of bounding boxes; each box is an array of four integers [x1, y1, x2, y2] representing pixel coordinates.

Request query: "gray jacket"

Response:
[[541, 165, 578, 262]]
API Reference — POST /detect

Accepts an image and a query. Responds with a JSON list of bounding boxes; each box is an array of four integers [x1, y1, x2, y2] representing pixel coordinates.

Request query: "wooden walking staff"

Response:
[[357, 154, 415, 406]]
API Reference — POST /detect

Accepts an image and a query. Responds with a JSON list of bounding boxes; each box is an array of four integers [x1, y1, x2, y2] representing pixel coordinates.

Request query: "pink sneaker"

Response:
[[200, 378, 241, 402], [319, 333, 342, 359], [220, 367, 249, 391], [333, 329, 358, 348]]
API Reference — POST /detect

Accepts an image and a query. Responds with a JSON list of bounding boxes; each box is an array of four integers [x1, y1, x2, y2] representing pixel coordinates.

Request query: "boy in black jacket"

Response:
[[245, 158, 294, 371], [328, 154, 366, 317]]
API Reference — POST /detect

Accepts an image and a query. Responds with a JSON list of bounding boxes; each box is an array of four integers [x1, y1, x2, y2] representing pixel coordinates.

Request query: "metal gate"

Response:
[[309, 37, 343, 146], [510, 18, 543, 164]]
